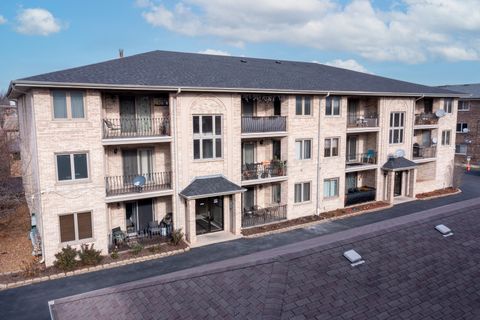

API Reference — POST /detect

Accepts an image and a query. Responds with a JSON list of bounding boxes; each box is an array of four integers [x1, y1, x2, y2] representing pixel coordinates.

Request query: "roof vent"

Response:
[[240, 59, 247, 63], [435, 224, 453, 237], [343, 249, 365, 267], [119, 49, 124, 58], [275, 60, 282, 64]]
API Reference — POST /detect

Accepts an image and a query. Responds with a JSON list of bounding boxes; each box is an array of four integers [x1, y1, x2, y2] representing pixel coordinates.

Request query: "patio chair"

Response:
[[112, 227, 126, 245], [364, 149, 376, 163], [103, 119, 121, 132], [147, 221, 162, 237]]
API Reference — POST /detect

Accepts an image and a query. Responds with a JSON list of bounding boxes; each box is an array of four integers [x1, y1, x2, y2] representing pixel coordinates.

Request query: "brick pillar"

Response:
[[387, 171, 395, 204], [232, 193, 242, 235], [408, 168, 417, 197], [185, 199, 196, 244]]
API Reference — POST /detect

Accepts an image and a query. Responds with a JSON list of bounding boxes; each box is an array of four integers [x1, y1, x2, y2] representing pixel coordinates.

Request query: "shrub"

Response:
[[131, 243, 143, 255], [20, 258, 42, 278], [54, 246, 78, 272], [110, 249, 119, 260], [170, 228, 184, 246], [78, 244, 103, 266]]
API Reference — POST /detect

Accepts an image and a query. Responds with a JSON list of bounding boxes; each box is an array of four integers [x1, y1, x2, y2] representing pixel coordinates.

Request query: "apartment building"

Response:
[[7, 51, 460, 266], [439, 84, 480, 165]]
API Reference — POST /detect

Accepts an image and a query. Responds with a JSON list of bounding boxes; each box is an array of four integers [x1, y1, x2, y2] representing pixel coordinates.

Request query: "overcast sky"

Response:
[[1, 0, 479, 92]]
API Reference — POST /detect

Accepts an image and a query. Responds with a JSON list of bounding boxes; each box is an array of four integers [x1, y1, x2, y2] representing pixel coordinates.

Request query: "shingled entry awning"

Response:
[[180, 175, 245, 200], [382, 156, 417, 171]]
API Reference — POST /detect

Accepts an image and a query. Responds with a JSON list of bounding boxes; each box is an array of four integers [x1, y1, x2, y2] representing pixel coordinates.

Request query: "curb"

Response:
[[0, 247, 189, 291], [243, 203, 393, 238], [416, 189, 462, 201]]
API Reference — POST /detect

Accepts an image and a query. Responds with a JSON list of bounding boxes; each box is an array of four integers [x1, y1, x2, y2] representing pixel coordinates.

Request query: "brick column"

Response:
[[185, 199, 196, 244]]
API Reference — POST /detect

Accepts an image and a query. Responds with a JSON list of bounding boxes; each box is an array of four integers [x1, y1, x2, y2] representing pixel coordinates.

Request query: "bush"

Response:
[[170, 228, 184, 246], [131, 243, 143, 255], [54, 246, 78, 272], [20, 258, 42, 278], [110, 249, 119, 260], [78, 244, 103, 266]]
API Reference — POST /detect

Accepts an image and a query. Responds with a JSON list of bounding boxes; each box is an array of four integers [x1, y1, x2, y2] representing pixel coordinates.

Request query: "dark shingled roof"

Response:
[[180, 175, 244, 199], [14, 50, 459, 96], [438, 83, 480, 99], [382, 156, 417, 170]]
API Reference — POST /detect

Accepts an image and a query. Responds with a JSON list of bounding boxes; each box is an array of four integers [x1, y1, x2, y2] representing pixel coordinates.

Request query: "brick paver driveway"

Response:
[[1, 171, 480, 319]]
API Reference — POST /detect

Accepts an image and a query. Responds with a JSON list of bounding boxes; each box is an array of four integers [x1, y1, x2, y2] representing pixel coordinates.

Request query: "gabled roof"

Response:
[[9, 50, 461, 98], [438, 83, 480, 100], [180, 175, 244, 200], [382, 156, 417, 171]]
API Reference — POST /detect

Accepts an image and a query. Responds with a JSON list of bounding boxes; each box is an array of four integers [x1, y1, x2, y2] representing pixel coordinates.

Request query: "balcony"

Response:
[[413, 144, 437, 160], [414, 113, 438, 126], [241, 160, 287, 184], [241, 116, 287, 136], [242, 204, 287, 228], [105, 171, 172, 200], [347, 114, 378, 129], [346, 151, 377, 171], [102, 117, 170, 145]]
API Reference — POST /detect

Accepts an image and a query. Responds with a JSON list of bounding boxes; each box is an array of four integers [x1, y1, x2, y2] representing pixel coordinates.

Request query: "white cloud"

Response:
[[0, 15, 6, 24], [138, 0, 480, 63], [15, 8, 62, 36], [325, 59, 370, 73], [198, 49, 231, 56]]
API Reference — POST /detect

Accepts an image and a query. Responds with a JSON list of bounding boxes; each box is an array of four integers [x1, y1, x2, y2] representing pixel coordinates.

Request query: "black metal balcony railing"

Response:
[[241, 160, 287, 181], [415, 113, 438, 126], [413, 145, 437, 159], [347, 114, 378, 128], [105, 172, 172, 196], [345, 151, 377, 165], [242, 204, 287, 228], [345, 187, 376, 206], [103, 117, 170, 139], [241, 116, 287, 133]]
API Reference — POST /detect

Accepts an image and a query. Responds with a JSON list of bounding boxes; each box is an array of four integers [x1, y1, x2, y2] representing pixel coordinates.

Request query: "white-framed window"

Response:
[[56, 153, 89, 181], [52, 90, 85, 119], [324, 178, 339, 198], [443, 98, 453, 113], [59, 212, 93, 243], [456, 123, 468, 133], [389, 112, 405, 144], [294, 182, 311, 203], [325, 96, 341, 116], [458, 101, 470, 111], [295, 96, 312, 116], [272, 183, 281, 204], [295, 139, 312, 160], [455, 144, 468, 155], [441, 130, 451, 145], [324, 138, 339, 157], [193, 115, 222, 160]]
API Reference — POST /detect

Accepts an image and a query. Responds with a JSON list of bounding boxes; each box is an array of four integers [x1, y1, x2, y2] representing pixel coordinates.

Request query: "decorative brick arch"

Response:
[[189, 94, 228, 115]]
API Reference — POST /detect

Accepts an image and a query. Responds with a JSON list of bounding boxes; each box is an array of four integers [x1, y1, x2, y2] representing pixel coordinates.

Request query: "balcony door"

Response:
[[136, 96, 152, 133], [120, 96, 136, 133], [122, 148, 153, 183], [243, 187, 255, 212], [242, 142, 256, 165], [272, 140, 281, 160], [125, 199, 153, 233], [242, 99, 255, 116], [119, 96, 152, 134], [346, 136, 357, 162], [348, 99, 358, 121], [424, 98, 433, 114]]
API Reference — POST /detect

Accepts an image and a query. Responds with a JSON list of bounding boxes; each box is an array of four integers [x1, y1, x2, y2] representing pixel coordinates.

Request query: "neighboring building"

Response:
[[438, 83, 480, 166], [7, 51, 460, 266]]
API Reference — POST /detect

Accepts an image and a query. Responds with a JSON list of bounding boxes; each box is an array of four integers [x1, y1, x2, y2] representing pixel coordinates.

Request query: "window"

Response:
[[458, 101, 470, 111], [52, 90, 85, 119], [294, 182, 311, 203], [443, 98, 453, 113], [324, 138, 339, 157], [389, 112, 405, 144], [295, 96, 312, 116], [193, 115, 222, 160], [455, 144, 467, 155], [295, 139, 312, 160], [441, 130, 451, 145], [272, 184, 281, 204], [59, 212, 92, 243], [56, 153, 89, 181], [457, 123, 468, 133], [324, 178, 339, 198], [325, 96, 340, 116]]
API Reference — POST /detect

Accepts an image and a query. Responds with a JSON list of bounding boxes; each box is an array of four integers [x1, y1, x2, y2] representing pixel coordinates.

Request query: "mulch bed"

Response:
[[0, 241, 188, 284], [416, 187, 459, 199], [242, 201, 390, 236]]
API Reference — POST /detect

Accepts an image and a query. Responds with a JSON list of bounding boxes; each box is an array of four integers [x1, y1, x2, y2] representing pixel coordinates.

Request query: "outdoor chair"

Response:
[[147, 221, 162, 237], [112, 227, 126, 245], [364, 149, 376, 163]]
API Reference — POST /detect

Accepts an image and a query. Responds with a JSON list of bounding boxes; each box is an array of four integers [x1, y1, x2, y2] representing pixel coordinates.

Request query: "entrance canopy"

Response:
[[180, 175, 245, 200], [382, 156, 417, 171]]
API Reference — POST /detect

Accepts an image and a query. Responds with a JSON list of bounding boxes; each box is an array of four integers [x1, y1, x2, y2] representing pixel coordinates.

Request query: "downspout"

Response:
[[172, 88, 181, 229], [316, 92, 330, 215]]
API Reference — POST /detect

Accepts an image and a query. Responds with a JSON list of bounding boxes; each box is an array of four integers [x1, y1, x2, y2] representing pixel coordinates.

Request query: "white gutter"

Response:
[[172, 88, 181, 230], [8, 80, 467, 98], [316, 92, 330, 215]]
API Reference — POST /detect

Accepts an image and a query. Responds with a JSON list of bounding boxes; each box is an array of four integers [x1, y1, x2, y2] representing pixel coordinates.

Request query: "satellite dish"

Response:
[[463, 128, 470, 133], [395, 149, 405, 158], [435, 109, 446, 118], [133, 176, 146, 188], [432, 137, 438, 144]]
